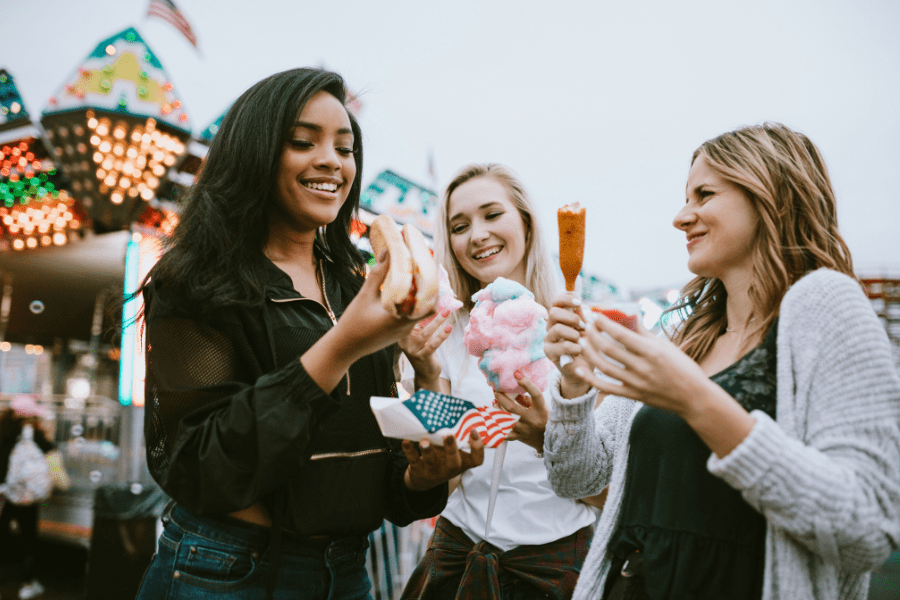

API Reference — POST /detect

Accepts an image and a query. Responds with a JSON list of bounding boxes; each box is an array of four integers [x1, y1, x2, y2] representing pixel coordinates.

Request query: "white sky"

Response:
[[2, 0, 898, 295]]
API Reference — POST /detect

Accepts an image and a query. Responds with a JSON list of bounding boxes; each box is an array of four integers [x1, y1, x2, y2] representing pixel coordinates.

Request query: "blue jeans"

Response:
[[136, 503, 373, 600]]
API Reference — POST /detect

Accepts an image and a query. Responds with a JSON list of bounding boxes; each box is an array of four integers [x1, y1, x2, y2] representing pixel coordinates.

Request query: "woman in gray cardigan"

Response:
[[540, 123, 900, 600]]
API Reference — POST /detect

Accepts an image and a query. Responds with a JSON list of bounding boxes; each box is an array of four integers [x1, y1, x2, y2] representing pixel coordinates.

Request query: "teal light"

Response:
[[118, 238, 141, 406]]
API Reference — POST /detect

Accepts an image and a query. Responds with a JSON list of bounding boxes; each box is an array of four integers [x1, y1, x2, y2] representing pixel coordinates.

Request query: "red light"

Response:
[[25, 152, 34, 161], [32, 161, 41, 170], [0, 168, 9, 177], [18, 142, 27, 151], [12, 148, 21, 156], [172, 100, 181, 109]]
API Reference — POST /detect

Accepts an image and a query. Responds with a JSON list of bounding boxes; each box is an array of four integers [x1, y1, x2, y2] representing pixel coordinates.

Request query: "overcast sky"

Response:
[[2, 0, 898, 294]]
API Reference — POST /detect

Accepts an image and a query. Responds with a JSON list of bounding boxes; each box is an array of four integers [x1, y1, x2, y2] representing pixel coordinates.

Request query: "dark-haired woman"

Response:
[[134, 68, 483, 600]]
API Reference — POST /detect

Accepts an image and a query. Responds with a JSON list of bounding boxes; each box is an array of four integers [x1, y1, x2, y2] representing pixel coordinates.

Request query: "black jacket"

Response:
[[142, 256, 447, 535]]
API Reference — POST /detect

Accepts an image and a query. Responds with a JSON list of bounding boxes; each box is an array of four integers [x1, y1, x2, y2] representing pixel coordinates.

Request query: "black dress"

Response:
[[604, 320, 778, 600]]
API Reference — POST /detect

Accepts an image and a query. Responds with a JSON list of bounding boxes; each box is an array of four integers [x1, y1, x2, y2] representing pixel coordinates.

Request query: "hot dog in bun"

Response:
[[369, 214, 439, 319]]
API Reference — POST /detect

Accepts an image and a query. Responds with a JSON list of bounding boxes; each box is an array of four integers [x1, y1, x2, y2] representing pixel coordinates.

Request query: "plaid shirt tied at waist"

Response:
[[401, 516, 593, 600]]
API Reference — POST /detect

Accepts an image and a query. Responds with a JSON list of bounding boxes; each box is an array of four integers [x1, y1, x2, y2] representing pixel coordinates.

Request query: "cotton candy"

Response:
[[464, 278, 553, 396]]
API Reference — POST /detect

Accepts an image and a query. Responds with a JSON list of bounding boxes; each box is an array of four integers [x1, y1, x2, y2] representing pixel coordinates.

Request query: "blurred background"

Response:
[[0, 1, 898, 598]]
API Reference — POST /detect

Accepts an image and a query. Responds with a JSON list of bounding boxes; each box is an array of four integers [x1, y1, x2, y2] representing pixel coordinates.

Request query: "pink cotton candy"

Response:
[[464, 278, 553, 396], [418, 265, 463, 327]]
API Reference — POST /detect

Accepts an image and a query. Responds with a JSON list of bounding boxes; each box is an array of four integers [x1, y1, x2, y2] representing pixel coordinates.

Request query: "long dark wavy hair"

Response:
[[142, 67, 366, 319]]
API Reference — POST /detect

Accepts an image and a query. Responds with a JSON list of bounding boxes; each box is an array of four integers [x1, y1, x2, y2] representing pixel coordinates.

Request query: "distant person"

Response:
[[133, 67, 483, 600], [0, 395, 55, 600], [542, 122, 900, 600], [400, 164, 600, 600]]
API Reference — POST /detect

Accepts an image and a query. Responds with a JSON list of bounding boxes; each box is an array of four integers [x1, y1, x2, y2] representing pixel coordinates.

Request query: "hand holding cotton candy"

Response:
[[464, 278, 554, 396]]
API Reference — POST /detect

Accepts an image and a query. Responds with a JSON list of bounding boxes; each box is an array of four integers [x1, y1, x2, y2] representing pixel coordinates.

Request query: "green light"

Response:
[[126, 31, 136, 43], [38, 173, 47, 182], [100, 79, 111, 92]]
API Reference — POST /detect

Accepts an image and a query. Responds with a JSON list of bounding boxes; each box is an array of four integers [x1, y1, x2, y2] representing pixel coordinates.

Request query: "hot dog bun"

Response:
[[369, 215, 438, 318], [402, 223, 439, 319]]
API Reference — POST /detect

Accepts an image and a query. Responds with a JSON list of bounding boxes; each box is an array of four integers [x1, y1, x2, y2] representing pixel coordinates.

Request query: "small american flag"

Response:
[[147, 0, 199, 48], [370, 391, 518, 449]]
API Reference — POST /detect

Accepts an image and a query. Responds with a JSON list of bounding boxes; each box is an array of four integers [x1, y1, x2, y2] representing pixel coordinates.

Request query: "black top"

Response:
[[142, 255, 447, 536], [608, 319, 778, 600]]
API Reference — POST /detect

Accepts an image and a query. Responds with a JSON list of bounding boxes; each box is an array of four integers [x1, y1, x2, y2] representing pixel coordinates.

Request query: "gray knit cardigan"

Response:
[[544, 269, 900, 600]]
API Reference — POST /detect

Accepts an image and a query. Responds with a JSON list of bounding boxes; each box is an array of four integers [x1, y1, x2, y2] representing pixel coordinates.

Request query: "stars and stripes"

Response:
[[147, 0, 199, 48], [402, 390, 517, 448]]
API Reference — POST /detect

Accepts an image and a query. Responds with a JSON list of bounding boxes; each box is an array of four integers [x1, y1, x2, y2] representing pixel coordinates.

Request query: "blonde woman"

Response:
[[400, 164, 598, 600], [543, 123, 900, 600]]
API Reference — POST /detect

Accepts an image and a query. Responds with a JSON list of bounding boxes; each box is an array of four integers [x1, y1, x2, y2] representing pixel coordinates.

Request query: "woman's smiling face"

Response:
[[447, 176, 528, 288], [272, 90, 357, 232], [674, 154, 761, 282]]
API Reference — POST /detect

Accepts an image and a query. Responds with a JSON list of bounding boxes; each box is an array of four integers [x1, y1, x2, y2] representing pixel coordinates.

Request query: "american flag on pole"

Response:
[[370, 390, 518, 449], [148, 0, 199, 48]]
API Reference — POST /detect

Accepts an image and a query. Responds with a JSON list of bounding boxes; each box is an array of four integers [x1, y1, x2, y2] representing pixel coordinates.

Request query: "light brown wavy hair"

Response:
[[435, 164, 558, 328], [664, 122, 855, 361]]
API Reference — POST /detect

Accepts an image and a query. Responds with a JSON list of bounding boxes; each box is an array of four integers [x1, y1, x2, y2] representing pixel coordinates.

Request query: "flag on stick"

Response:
[[371, 391, 518, 449], [148, 0, 199, 48]]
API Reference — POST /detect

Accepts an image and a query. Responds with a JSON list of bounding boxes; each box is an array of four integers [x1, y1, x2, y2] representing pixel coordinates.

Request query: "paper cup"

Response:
[[585, 301, 641, 332]]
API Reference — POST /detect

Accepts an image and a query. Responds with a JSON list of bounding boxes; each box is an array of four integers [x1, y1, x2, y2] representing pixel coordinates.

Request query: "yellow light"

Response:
[[26, 237, 37, 248], [140, 188, 153, 200], [111, 191, 124, 204], [113, 127, 126, 140], [99, 141, 112, 153], [104, 174, 117, 186], [127, 188, 139, 198], [152, 164, 165, 177], [41, 235, 52, 246], [96, 168, 106, 178], [12, 239, 24, 250], [163, 154, 176, 167], [38, 222, 50, 233], [105, 44, 116, 55], [93, 152, 103, 163], [63, 212, 72, 221], [126, 147, 137, 158], [123, 162, 134, 175], [88, 118, 98, 129], [96, 123, 109, 136], [34, 345, 44, 355], [120, 177, 131, 189], [0, 341, 11, 351], [53, 233, 66, 245], [131, 131, 142, 142], [55, 217, 66, 228], [102, 158, 113, 170], [141, 133, 151, 144], [113, 144, 124, 157]]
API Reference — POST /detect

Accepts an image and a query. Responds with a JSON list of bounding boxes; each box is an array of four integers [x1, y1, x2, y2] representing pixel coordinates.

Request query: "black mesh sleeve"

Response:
[[144, 311, 341, 515]]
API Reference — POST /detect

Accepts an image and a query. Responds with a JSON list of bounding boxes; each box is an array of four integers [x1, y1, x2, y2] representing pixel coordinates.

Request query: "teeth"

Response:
[[304, 182, 338, 192], [475, 247, 501, 259]]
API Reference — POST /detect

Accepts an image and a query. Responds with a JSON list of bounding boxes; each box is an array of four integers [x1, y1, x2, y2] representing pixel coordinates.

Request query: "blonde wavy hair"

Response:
[[435, 164, 558, 328], [665, 122, 855, 361]]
